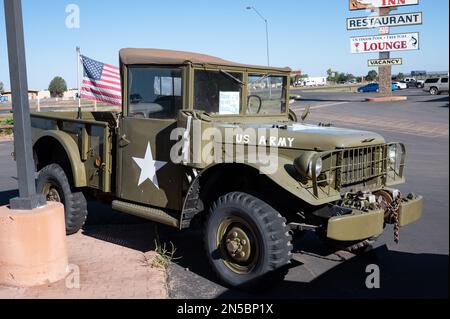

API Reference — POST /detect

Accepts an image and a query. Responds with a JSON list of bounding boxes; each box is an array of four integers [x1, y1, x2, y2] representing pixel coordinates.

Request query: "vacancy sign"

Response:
[[351, 33, 419, 54], [347, 12, 423, 30], [350, 0, 419, 11], [368, 58, 403, 67]]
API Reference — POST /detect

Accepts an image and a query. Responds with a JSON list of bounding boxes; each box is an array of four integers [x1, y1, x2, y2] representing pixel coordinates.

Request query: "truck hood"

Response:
[[213, 122, 386, 151]]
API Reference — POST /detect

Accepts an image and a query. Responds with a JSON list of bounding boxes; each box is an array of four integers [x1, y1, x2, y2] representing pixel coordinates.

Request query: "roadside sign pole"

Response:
[[4, 0, 46, 210], [378, 7, 395, 96]]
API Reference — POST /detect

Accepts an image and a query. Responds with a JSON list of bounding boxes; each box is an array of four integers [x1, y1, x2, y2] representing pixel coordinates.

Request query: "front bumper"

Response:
[[326, 195, 423, 241], [398, 195, 423, 227]]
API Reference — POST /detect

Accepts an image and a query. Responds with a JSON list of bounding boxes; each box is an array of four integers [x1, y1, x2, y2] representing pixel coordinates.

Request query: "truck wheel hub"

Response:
[[217, 217, 260, 274], [44, 183, 62, 203], [225, 227, 251, 262]]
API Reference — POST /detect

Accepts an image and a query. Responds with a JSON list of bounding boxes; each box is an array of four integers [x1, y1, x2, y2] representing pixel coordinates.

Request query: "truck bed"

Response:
[[31, 111, 117, 193]]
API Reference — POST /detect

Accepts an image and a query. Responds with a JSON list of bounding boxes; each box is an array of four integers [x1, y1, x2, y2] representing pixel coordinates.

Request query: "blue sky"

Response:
[[0, 0, 448, 90]]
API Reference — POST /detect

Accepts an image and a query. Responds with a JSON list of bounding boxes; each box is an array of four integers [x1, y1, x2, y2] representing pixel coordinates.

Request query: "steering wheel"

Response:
[[247, 95, 263, 114]]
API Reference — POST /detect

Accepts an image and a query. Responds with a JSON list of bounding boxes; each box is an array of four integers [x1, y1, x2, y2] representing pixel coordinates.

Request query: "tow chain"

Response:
[[387, 193, 403, 244]]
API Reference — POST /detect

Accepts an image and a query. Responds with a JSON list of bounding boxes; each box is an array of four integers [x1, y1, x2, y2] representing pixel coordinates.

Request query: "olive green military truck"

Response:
[[31, 49, 422, 288]]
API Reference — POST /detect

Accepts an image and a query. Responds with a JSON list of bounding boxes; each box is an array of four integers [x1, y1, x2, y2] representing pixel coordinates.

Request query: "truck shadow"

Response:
[[80, 202, 448, 299], [215, 247, 449, 299], [0, 190, 18, 206]]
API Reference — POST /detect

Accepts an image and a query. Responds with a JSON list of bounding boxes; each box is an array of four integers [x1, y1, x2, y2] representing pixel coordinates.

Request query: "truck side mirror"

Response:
[[301, 105, 311, 122]]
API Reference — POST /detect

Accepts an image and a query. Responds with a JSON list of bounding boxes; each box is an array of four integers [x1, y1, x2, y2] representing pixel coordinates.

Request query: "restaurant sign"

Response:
[[347, 12, 422, 30]]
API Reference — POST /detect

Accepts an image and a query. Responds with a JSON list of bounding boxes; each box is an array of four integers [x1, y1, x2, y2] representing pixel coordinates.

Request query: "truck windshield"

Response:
[[194, 70, 243, 115], [247, 74, 287, 115]]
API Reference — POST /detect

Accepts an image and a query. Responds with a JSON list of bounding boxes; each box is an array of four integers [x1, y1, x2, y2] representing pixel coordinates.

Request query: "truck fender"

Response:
[[243, 156, 341, 206], [180, 157, 341, 229], [33, 130, 87, 188]]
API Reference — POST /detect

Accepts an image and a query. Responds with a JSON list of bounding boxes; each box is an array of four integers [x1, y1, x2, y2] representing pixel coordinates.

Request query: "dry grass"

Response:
[[141, 227, 181, 270], [150, 240, 179, 270]]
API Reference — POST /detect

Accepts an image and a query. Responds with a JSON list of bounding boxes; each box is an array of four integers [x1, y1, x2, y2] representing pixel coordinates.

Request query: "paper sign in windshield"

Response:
[[219, 92, 240, 115]]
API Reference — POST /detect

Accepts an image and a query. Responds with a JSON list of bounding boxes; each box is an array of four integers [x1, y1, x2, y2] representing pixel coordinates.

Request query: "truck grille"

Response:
[[338, 145, 386, 186], [311, 143, 406, 198]]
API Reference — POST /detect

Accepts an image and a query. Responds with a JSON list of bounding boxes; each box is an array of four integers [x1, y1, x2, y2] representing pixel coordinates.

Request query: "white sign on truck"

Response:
[[350, 33, 419, 54], [347, 12, 422, 30], [349, 0, 419, 11]]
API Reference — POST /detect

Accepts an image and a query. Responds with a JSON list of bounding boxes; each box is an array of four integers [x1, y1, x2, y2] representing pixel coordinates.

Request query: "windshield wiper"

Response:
[[220, 69, 244, 86], [252, 74, 272, 84]]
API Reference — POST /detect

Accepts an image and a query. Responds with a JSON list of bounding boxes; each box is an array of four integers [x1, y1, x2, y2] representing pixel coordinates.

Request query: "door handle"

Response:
[[119, 135, 131, 147]]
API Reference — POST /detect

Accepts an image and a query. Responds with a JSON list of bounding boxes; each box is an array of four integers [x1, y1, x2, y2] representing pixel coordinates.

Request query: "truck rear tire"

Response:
[[37, 164, 88, 235], [204, 192, 293, 289]]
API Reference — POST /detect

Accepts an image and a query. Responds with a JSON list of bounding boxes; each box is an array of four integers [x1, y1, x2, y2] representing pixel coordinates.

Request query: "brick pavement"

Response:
[[0, 223, 167, 299]]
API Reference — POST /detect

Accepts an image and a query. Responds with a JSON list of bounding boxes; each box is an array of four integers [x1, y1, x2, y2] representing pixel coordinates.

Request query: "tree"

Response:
[[48, 76, 67, 97], [395, 72, 405, 81], [327, 69, 336, 82], [0, 82, 4, 94], [366, 70, 378, 82]]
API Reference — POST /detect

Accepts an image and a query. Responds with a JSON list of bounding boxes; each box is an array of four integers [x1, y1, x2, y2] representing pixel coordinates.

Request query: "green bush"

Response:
[[2, 118, 14, 126]]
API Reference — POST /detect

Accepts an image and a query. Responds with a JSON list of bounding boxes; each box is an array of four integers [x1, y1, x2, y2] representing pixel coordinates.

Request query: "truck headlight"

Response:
[[294, 152, 323, 178], [388, 145, 397, 164], [310, 157, 323, 177]]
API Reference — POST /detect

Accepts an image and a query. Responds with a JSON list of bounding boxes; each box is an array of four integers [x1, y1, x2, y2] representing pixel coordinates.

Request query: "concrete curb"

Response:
[[365, 96, 408, 102], [0, 136, 13, 142]]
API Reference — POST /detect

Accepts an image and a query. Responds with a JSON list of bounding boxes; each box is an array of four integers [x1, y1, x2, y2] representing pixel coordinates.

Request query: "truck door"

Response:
[[118, 66, 184, 210]]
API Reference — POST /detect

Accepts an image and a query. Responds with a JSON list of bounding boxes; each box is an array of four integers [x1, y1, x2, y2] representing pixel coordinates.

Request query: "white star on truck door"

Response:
[[133, 143, 167, 189]]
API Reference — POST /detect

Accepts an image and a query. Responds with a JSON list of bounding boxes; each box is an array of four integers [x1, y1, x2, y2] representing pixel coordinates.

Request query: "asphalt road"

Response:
[[0, 89, 448, 299]]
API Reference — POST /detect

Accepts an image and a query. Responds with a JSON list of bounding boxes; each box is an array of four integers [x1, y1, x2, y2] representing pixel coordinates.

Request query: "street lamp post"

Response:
[[246, 6, 270, 68], [246, 6, 272, 96]]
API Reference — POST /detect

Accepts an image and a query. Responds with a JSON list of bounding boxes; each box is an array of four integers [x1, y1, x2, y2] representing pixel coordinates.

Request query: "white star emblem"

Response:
[[133, 143, 167, 189]]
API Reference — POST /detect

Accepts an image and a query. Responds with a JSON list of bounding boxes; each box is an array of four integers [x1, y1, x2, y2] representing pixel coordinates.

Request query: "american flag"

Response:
[[81, 55, 122, 106]]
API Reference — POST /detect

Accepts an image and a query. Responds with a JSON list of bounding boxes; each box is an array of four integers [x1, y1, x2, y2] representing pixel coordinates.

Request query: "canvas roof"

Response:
[[119, 48, 291, 73]]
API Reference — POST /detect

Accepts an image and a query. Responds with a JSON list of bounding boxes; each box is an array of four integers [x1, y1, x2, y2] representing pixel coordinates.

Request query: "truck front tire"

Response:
[[204, 192, 293, 289], [37, 164, 88, 235]]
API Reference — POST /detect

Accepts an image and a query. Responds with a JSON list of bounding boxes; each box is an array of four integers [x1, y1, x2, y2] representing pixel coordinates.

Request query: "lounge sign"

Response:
[[347, 12, 422, 30], [368, 58, 403, 67], [350, 0, 419, 11], [350, 33, 419, 54]]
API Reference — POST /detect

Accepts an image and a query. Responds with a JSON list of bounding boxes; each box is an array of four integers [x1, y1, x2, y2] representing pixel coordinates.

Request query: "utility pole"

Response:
[[4, 0, 45, 210]]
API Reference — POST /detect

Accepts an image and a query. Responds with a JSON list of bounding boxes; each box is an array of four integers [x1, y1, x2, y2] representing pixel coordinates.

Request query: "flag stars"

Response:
[[82, 56, 104, 80]]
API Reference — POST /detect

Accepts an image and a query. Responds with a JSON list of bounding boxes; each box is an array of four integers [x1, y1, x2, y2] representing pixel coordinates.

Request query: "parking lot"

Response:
[[169, 89, 449, 299], [0, 89, 448, 299]]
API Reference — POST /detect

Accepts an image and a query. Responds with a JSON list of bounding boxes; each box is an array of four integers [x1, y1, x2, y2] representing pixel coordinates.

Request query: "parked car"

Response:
[[423, 77, 449, 95], [393, 81, 408, 90], [404, 78, 424, 88], [358, 83, 397, 93]]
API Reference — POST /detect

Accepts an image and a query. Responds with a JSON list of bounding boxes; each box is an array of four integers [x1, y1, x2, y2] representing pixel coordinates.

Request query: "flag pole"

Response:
[[76, 46, 82, 119]]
